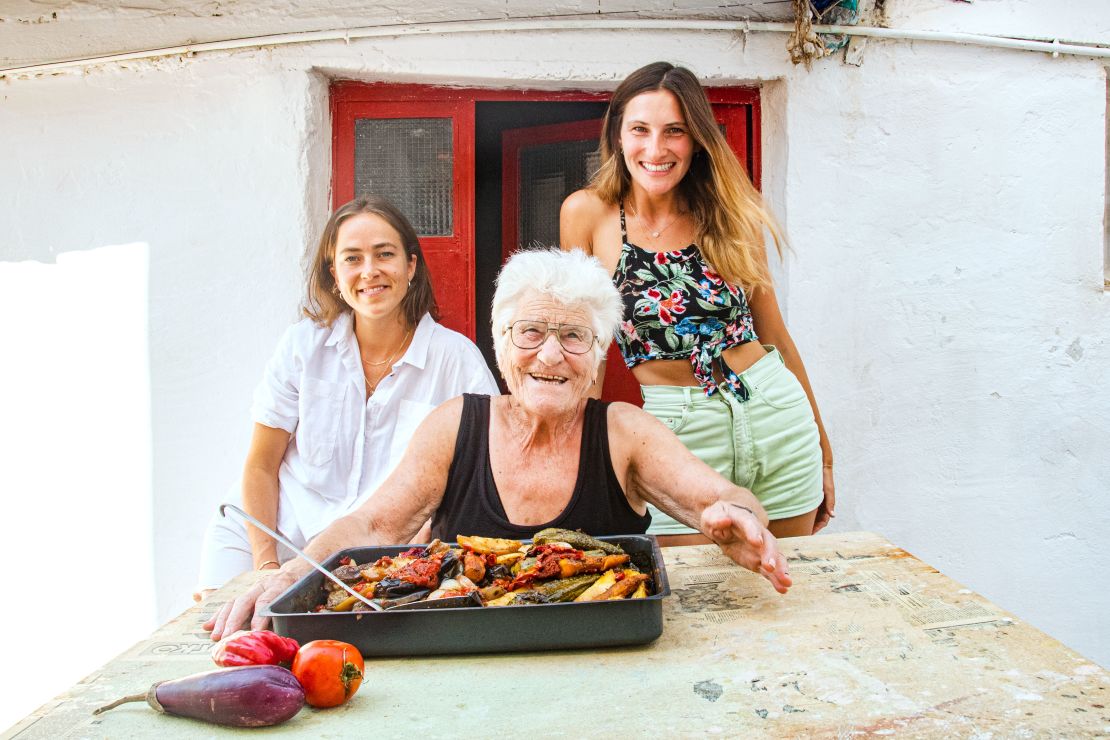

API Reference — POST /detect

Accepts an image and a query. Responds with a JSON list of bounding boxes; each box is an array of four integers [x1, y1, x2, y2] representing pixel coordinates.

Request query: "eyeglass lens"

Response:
[[511, 321, 594, 354]]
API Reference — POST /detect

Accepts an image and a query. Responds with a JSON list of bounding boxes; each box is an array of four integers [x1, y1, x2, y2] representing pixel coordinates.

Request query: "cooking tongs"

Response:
[[219, 504, 383, 612]]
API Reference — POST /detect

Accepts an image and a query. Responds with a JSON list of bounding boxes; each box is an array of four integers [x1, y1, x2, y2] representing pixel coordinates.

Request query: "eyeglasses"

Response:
[[505, 320, 597, 355]]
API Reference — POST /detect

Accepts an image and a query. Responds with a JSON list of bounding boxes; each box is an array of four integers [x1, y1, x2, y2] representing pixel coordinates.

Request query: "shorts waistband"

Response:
[[640, 345, 785, 403], [736, 345, 787, 388]]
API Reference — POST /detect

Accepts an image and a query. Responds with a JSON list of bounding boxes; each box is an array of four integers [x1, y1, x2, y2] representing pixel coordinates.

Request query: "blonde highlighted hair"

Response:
[[590, 61, 784, 290]]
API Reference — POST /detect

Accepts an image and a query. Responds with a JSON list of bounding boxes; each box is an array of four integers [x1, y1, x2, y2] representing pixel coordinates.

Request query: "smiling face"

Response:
[[619, 89, 697, 199], [329, 212, 417, 326], [502, 292, 598, 418]]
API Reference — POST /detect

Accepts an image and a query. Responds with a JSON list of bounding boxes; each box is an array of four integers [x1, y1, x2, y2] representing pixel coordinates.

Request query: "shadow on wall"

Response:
[[0, 243, 156, 729]]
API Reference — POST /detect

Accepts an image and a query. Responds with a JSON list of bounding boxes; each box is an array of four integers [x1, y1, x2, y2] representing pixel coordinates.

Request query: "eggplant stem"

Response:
[[93, 693, 147, 715], [93, 684, 163, 716]]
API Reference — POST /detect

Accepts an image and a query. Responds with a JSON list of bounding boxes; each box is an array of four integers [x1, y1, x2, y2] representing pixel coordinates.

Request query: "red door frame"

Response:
[[330, 82, 762, 342], [501, 117, 604, 263], [331, 98, 475, 337]]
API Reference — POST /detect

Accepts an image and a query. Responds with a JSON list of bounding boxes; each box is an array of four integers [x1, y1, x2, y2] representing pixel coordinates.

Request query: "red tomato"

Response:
[[291, 639, 365, 708]]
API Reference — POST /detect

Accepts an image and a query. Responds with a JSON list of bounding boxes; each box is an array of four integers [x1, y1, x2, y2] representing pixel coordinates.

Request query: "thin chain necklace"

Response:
[[629, 201, 681, 239], [361, 328, 411, 367], [361, 328, 411, 393]]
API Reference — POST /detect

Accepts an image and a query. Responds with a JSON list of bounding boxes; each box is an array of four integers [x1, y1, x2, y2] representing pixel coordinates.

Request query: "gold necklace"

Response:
[[629, 202, 681, 239], [360, 328, 412, 367], [361, 328, 411, 393]]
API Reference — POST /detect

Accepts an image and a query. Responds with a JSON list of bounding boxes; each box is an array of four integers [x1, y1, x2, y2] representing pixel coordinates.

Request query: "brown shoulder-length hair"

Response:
[[303, 196, 439, 328], [590, 61, 784, 291]]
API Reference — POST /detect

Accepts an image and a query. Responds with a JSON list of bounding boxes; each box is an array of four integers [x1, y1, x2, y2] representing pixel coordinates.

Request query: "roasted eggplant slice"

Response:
[[533, 528, 624, 555], [374, 578, 428, 598]]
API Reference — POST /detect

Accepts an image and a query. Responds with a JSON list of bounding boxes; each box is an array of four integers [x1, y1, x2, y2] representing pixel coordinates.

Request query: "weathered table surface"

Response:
[[6, 531, 1108, 738]]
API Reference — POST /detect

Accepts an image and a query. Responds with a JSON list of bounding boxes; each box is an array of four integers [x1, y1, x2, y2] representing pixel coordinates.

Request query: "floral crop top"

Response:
[[613, 204, 757, 400]]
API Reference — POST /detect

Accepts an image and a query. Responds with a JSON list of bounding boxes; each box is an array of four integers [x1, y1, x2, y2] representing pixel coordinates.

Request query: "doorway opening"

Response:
[[474, 101, 608, 376]]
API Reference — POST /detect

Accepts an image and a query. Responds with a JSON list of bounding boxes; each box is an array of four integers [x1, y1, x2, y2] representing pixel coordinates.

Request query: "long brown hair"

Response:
[[590, 62, 784, 290], [303, 196, 439, 328]]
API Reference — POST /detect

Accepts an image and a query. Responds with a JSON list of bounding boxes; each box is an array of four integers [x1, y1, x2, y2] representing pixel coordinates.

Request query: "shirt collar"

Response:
[[324, 311, 354, 348], [324, 311, 434, 368], [399, 313, 434, 370]]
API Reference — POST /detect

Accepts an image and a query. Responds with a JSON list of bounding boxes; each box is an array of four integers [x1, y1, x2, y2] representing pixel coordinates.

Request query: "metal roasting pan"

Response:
[[263, 534, 670, 657]]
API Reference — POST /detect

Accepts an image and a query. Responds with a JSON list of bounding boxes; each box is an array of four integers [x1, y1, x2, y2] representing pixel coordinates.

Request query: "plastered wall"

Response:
[[1, 6, 1108, 720]]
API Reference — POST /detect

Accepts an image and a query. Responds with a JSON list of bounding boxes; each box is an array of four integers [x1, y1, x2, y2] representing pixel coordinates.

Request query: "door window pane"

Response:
[[354, 118, 453, 236], [517, 139, 600, 249]]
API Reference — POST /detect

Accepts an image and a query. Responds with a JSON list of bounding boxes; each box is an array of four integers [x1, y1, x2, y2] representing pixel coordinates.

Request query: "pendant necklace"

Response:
[[630, 202, 681, 239]]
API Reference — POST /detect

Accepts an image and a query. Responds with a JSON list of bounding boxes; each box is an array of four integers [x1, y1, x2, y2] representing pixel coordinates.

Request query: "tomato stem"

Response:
[[340, 662, 363, 697]]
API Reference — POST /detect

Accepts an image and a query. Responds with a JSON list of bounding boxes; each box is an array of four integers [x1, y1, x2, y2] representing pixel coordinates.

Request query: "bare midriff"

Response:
[[630, 341, 767, 388]]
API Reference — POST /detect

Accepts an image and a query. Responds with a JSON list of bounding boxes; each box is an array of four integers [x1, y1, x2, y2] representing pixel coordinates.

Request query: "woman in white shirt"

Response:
[[197, 196, 499, 592]]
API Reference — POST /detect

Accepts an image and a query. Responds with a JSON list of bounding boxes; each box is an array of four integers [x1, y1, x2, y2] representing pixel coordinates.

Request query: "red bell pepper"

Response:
[[212, 630, 300, 667]]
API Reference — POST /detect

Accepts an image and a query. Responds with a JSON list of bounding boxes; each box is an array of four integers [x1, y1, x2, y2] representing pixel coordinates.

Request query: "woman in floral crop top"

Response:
[[561, 62, 834, 543]]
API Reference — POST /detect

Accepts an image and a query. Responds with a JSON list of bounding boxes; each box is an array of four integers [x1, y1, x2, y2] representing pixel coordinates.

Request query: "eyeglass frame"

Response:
[[503, 319, 599, 355]]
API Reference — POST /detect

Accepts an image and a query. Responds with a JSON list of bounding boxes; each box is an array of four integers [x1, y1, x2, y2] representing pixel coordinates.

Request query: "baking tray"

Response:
[[263, 534, 670, 657]]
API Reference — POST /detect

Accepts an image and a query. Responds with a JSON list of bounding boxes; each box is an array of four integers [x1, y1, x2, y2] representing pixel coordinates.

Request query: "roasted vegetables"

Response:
[[312, 530, 654, 612], [211, 630, 300, 667], [93, 665, 305, 727]]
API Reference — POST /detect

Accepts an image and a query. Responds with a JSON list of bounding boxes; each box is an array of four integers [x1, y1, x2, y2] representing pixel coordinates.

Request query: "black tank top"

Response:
[[431, 394, 651, 540]]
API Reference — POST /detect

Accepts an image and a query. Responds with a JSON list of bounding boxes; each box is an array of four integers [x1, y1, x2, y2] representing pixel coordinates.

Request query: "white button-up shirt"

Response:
[[251, 312, 499, 543]]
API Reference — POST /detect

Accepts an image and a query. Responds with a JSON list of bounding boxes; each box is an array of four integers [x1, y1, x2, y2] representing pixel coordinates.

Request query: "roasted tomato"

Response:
[[290, 639, 364, 708]]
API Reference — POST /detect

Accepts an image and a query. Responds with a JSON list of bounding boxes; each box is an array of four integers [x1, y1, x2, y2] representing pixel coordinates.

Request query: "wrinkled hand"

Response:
[[812, 467, 836, 534], [202, 569, 299, 641], [701, 502, 792, 594]]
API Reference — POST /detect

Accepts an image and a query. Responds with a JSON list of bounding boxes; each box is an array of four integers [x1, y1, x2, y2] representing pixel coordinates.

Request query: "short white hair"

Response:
[[491, 248, 623, 372]]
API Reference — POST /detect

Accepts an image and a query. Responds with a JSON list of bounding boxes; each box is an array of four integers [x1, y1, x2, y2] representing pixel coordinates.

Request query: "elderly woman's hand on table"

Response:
[[701, 501, 791, 594]]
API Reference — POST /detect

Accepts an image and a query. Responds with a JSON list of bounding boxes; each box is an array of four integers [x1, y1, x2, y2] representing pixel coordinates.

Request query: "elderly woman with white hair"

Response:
[[207, 248, 792, 639]]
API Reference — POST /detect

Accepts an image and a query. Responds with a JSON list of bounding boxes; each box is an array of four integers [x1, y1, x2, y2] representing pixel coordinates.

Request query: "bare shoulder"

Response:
[[605, 401, 671, 457], [411, 395, 468, 456], [424, 394, 467, 427], [560, 189, 611, 254], [561, 188, 607, 220]]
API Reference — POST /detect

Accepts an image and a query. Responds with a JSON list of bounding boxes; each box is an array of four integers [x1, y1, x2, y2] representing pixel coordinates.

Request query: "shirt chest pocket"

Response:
[[297, 377, 347, 466]]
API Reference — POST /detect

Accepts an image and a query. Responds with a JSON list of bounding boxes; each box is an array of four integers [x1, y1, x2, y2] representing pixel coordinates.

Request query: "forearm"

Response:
[[241, 469, 281, 567], [303, 512, 374, 562], [300, 503, 427, 569], [627, 439, 768, 529]]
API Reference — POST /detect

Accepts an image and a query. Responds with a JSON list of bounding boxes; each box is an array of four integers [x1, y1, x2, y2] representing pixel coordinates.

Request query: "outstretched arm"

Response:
[[610, 403, 792, 594], [205, 397, 464, 638]]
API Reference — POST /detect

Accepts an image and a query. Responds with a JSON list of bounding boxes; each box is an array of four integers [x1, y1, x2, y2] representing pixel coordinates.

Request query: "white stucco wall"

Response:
[[1, 1, 1108, 724]]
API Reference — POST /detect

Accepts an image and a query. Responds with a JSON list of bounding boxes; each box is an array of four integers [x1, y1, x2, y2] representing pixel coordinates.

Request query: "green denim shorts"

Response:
[[641, 346, 822, 535]]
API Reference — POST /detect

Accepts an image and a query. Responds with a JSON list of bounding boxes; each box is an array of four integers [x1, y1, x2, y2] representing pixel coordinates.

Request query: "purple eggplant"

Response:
[[94, 665, 305, 727]]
